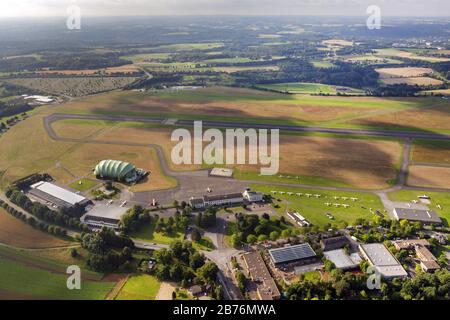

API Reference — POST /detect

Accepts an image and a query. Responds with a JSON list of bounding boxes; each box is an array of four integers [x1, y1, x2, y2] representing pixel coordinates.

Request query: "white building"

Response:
[[243, 189, 264, 202]]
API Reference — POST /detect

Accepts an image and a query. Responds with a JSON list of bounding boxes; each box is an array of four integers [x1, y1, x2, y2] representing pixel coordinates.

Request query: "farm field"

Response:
[[407, 165, 450, 189], [256, 82, 364, 95], [0, 255, 114, 300], [251, 185, 383, 228], [0, 208, 72, 249], [380, 77, 443, 86], [387, 190, 450, 223], [412, 140, 450, 164], [311, 60, 336, 69], [375, 48, 450, 63], [4, 77, 138, 97], [34, 64, 141, 76], [375, 67, 434, 78], [421, 89, 450, 96], [115, 275, 160, 300], [212, 65, 279, 73], [342, 55, 403, 65]]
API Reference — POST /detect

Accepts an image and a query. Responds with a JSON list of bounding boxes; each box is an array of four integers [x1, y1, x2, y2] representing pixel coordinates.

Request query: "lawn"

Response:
[[387, 190, 450, 224], [115, 274, 161, 300], [0, 256, 115, 300], [130, 219, 184, 245], [192, 236, 215, 251], [69, 178, 100, 192], [251, 185, 383, 228], [257, 82, 339, 94]]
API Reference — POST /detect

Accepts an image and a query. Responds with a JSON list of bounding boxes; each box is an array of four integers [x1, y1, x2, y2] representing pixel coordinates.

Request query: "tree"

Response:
[[197, 262, 218, 283], [269, 231, 280, 241], [191, 228, 201, 242], [230, 234, 242, 248], [70, 248, 78, 258], [189, 252, 205, 270], [257, 234, 268, 242], [246, 234, 257, 245]]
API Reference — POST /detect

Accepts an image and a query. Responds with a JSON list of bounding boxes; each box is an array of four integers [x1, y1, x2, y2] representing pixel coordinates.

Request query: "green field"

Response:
[[0, 256, 114, 299], [387, 190, 450, 223], [115, 274, 160, 300], [312, 60, 336, 69], [251, 185, 383, 228], [256, 82, 364, 95], [69, 178, 100, 192], [130, 219, 184, 245]]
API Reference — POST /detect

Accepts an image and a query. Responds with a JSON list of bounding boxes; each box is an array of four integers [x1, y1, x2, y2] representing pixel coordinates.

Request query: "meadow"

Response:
[[0, 256, 114, 300], [251, 185, 383, 228], [115, 274, 160, 300]]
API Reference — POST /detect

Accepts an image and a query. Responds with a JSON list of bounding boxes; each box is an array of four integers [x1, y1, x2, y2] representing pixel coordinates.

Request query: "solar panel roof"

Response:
[[269, 243, 316, 264]]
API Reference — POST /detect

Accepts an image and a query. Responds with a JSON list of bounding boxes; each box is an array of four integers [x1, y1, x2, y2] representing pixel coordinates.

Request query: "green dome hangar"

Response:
[[94, 160, 148, 184]]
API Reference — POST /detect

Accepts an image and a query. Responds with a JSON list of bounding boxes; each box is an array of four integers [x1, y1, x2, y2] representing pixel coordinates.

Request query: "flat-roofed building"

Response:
[[269, 243, 317, 267], [210, 168, 234, 178], [393, 207, 441, 225], [81, 204, 128, 230], [29, 181, 91, 209], [242, 251, 281, 300], [359, 243, 408, 279], [204, 193, 243, 207], [243, 189, 263, 202], [323, 249, 361, 270]]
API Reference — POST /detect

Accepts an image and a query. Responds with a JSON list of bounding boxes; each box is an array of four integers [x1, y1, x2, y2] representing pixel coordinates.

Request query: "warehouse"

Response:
[[269, 243, 317, 267], [393, 207, 441, 225], [29, 181, 91, 209], [81, 204, 127, 230], [323, 249, 362, 270], [94, 159, 147, 183], [359, 243, 408, 279]]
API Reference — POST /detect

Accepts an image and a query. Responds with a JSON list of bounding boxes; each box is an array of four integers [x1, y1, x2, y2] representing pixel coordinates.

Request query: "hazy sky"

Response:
[[0, 0, 449, 17]]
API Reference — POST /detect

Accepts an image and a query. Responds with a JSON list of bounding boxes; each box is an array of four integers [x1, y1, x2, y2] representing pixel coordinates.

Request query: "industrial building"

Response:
[[94, 160, 147, 183], [269, 243, 317, 267], [323, 249, 362, 270], [29, 181, 91, 209], [393, 207, 441, 225], [286, 211, 311, 227], [359, 243, 408, 279], [81, 204, 128, 230], [189, 189, 263, 209], [242, 251, 281, 300]]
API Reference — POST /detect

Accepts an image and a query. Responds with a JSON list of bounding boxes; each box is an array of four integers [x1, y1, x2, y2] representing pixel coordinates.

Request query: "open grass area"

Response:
[[387, 190, 450, 223], [0, 254, 114, 300], [130, 219, 184, 245], [256, 82, 363, 95], [115, 274, 160, 300], [192, 236, 215, 251], [69, 178, 100, 192], [251, 185, 383, 228], [0, 208, 72, 249]]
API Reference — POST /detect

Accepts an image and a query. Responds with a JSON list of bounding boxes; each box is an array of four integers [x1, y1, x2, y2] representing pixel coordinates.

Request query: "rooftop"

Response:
[[83, 204, 128, 221], [269, 243, 316, 265], [323, 249, 360, 270], [393, 207, 441, 224], [204, 193, 243, 202], [30, 181, 87, 206], [359, 243, 407, 278]]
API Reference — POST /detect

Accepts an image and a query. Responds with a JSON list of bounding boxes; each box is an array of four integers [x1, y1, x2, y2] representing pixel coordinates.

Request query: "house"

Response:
[[321, 236, 349, 251], [188, 285, 205, 297], [415, 245, 441, 273]]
